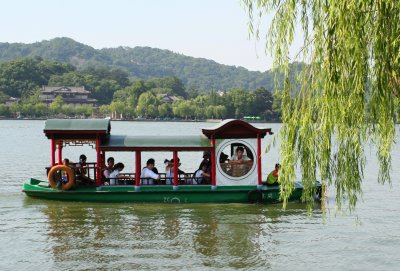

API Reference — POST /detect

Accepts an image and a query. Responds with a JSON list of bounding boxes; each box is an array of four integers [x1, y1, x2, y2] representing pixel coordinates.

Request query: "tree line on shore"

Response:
[[0, 57, 282, 120]]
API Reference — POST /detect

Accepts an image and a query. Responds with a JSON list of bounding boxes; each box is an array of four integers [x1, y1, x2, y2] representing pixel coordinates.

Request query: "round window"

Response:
[[217, 140, 256, 180]]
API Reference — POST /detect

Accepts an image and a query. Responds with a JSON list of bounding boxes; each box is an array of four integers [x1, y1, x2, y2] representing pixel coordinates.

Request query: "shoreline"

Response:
[[0, 117, 281, 123]]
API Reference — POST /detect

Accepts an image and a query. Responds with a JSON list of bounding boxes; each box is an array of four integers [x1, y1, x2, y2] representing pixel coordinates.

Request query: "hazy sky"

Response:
[[0, 0, 303, 72]]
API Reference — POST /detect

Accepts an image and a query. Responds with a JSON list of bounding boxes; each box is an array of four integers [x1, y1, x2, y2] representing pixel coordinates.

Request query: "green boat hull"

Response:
[[23, 178, 315, 204]]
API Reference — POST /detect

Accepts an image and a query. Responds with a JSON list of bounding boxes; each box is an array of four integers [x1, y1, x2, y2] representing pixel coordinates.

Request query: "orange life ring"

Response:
[[48, 165, 75, 190]]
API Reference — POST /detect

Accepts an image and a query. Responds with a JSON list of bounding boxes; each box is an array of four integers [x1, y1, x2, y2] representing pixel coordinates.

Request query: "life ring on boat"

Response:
[[48, 165, 75, 190], [248, 189, 263, 203]]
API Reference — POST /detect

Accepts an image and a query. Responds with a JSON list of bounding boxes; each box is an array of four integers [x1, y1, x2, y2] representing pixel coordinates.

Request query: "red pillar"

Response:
[[57, 143, 63, 165], [95, 136, 102, 186], [257, 134, 262, 186], [135, 151, 141, 187], [173, 150, 178, 187], [101, 151, 105, 168], [51, 138, 56, 167], [211, 138, 216, 187], [100, 150, 106, 182]]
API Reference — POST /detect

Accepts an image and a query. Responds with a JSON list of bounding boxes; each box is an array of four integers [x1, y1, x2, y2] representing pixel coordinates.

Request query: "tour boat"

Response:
[[22, 118, 321, 203]]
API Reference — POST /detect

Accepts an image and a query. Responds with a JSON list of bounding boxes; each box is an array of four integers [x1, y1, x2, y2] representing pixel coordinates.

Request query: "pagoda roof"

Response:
[[202, 119, 273, 139]]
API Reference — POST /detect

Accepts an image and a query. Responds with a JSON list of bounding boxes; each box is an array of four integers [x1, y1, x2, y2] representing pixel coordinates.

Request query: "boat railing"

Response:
[[102, 172, 209, 186], [105, 173, 135, 185], [47, 165, 208, 186], [76, 162, 97, 181]]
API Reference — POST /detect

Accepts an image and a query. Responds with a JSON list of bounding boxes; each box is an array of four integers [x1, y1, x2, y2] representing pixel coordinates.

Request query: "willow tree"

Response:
[[242, 1, 400, 211]]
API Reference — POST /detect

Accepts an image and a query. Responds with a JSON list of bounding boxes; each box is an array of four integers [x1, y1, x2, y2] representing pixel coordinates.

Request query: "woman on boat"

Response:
[[192, 162, 211, 184], [165, 158, 185, 185], [198, 151, 212, 184], [109, 162, 125, 185]]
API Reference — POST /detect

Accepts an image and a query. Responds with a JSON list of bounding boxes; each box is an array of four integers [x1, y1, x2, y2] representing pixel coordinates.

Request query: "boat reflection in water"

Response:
[[34, 198, 321, 269]]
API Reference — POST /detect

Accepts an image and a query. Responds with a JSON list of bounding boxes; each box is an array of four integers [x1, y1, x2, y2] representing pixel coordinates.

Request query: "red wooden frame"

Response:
[[135, 151, 141, 186], [257, 134, 262, 185]]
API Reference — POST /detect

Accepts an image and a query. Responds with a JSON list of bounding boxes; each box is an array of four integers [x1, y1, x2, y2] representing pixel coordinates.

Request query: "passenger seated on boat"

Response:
[[108, 162, 130, 185], [76, 154, 87, 176], [58, 158, 71, 188], [229, 146, 252, 165], [152, 166, 159, 174], [219, 152, 229, 163], [102, 157, 115, 181], [192, 162, 211, 184], [198, 151, 212, 184], [151, 165, 161, 184], [263, 163, 281, 186], [165, 158, 185, 185], [202, 151, 211, 163], [75, 154, 94, 185], [140, 158, 160, 185]]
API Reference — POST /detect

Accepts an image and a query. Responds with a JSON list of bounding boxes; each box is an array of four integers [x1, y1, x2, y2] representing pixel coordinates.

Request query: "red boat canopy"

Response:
[[202, 119, 273, 139]]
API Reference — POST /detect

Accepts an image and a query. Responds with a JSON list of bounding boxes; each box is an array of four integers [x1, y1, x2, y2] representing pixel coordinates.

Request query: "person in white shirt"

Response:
[[103, 157, 115, 180], [165, 158, 185, 185], [109, 162, 125, 185], [140, 158, 160, 185]]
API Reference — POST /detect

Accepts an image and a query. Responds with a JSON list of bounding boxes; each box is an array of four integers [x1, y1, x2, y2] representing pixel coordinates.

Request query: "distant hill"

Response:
[[0, 37, 304, 91]]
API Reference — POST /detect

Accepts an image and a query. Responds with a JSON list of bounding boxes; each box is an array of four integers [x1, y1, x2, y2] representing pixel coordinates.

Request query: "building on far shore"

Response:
[[39, 86, 97, 107], [5, 97, 20, 106], [157, 93, 180, 103]]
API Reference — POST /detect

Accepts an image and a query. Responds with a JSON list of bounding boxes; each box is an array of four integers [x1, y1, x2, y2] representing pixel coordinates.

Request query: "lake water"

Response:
[[1, 120, 400, 270]]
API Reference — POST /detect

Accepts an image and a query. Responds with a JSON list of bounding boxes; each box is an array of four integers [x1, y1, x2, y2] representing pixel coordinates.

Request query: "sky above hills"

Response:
[[0, 0, 303, 72]]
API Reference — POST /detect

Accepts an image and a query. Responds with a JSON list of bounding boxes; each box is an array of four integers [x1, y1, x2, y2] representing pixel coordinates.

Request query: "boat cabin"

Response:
[[202, 119, 272, 187], [44, 119, 272, 189]]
